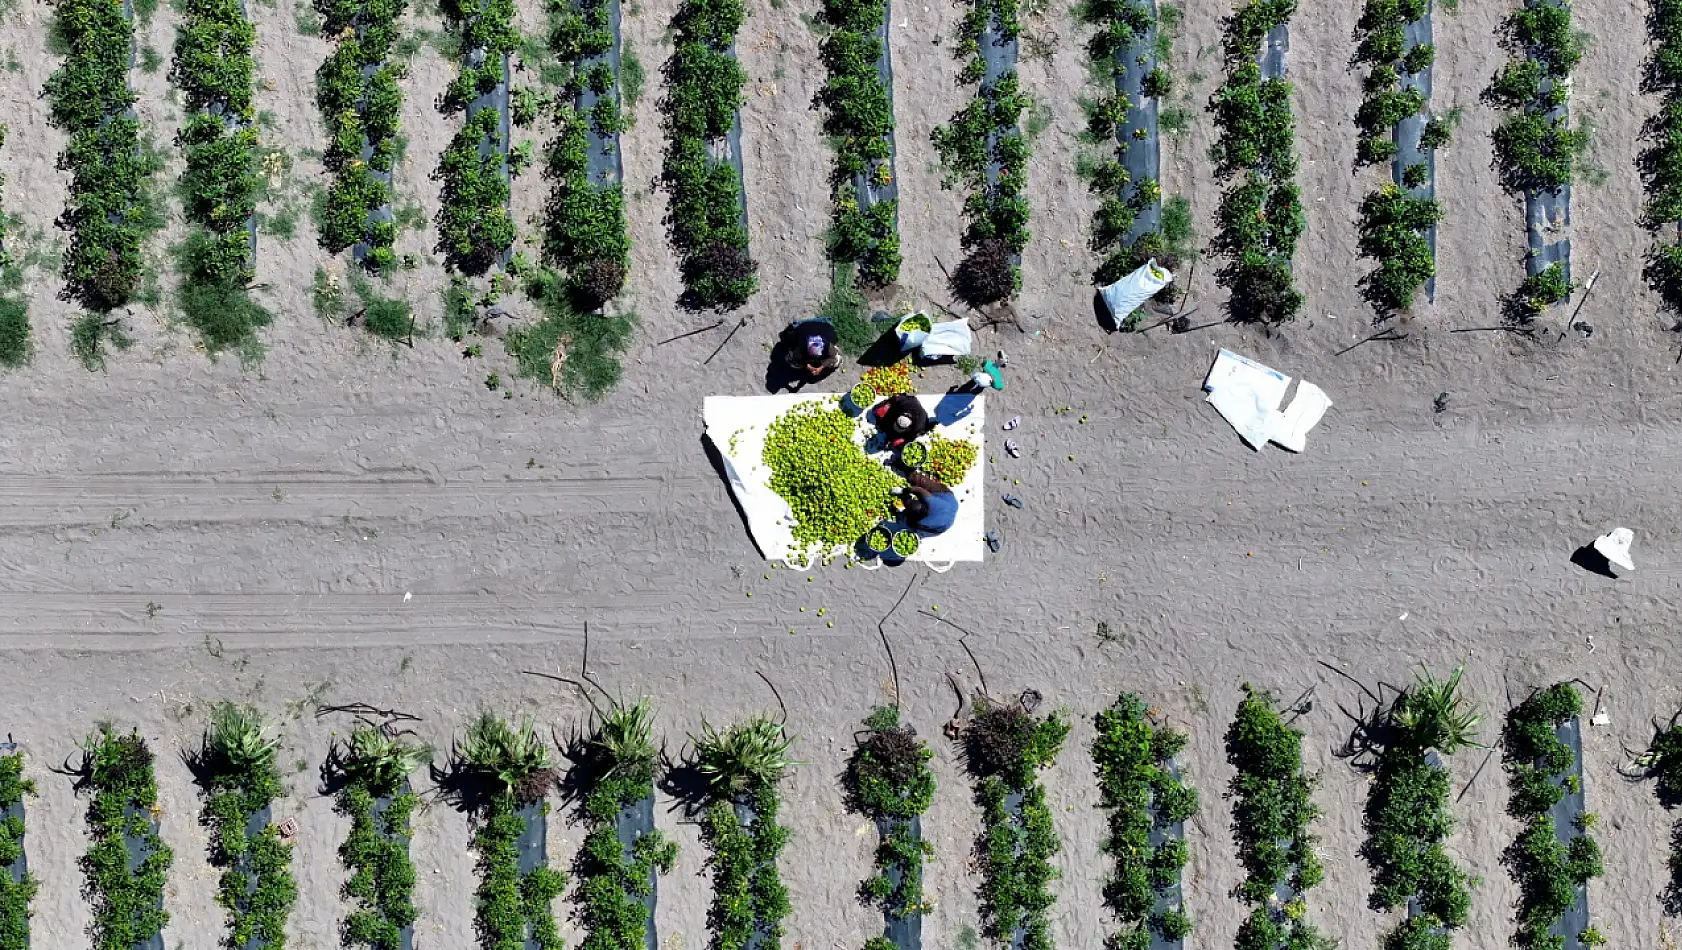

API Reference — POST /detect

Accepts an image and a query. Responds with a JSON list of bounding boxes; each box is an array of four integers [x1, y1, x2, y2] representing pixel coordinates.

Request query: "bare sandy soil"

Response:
[[0, 0, 1679, 946]]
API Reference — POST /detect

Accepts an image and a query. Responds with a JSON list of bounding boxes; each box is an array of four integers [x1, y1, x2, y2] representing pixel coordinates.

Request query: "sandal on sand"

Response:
[[1003, 415, 1020, 430], [996, 349, 1009, 367], [985, 530, 1001, 553], [1002, 493, 1024, 509], [1005, 438, 1021, 458]]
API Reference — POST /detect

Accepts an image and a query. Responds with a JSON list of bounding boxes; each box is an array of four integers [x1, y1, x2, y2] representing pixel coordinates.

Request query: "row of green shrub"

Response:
[[1360, 668, 1477, 950], [172, 0, 272, 358], [197, 705, 297, 950], [1643, 0, 1682, 310], [436, 0, 521, 274], [81, 725, 174, 950], [1225, 685, 1330, 950], [1351, 0, 1450, 316], [817, 0, 901, 288], [0, 750, 34, 950], [1208, 0, 1304, 324], [315, 0, 409, 273], [1488, 1, 1581, 194], [933, 0, 1028, 305], [962, 695, 1068, 950], [45, 0, 162, 316], [335, 727, 426, 950], [695, 716, 794, 950], [1500, 683, 1601, 950], [1092, 693, 1195, 950], [661, 0, 758, 309], [1077, 0, 1191, 299], [544, 0, 632, 308], [849, 706, 936, 939], [0, 126, 28, 370]]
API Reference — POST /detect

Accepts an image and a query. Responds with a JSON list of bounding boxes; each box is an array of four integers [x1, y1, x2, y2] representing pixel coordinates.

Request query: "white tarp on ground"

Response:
[[1203, 349, 1331, 452], [703, 393, 987, 567]]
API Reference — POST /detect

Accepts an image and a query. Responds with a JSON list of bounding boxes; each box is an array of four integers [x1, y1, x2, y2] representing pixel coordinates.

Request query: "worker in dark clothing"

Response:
[[871, 393, 929, 449], [898, 471, 958, 535], [782, 318, 839, 383]]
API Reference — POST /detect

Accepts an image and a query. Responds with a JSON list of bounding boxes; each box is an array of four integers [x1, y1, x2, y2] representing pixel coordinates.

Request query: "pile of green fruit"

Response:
[[925, 434, 979, 485], [765, 402, 905, 553], [899, 441, 927, 468], [891, 531, 919, 557], [864, 528, 891, 551]]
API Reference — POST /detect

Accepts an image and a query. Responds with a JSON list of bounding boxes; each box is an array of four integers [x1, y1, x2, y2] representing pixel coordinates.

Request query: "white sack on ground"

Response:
[[920, 319, 973, 358], [1202, 349, 1332, 452], [1099, 259, 1173, 323]]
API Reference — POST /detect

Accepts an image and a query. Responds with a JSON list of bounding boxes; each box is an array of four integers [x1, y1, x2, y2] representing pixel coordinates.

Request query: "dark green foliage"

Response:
[[0, 127, 27, 368], [1501, 683, 1598, 950], [848, 707, 936, 922], [1208, 5, 1303, 324], [197, 704, 296, 950], [314, 0, 410, 270], [1644, 0, 1682, 307], [1361, 670, 1478, 946], [0, 752, 37, 950], [1357, 184, 1440, 313], [693, 716, 793, 950], [1076, 0, 1184, 296], [961, 695, 1068, 950], [505, 266, 637, 401], [1510, 261, 1571, 322], [933, 0, 1028, 302], [435, 0, 520, 275], [71, 313, 133, 371], [661, 0, 757, 309], [474, 794, 565, 950], [1352, 0, 1432, 173], [79, 725, 173, 950], [817, 0, 901, 286], [544, 0, 632, 304], [1092, 694, 1197, 946], [816, 263, 875, 357], [44, 0, 162, 314], [336, 728, 429, 950], [1488, 0, 1581, 193], [1226, 685, 1329, 949]]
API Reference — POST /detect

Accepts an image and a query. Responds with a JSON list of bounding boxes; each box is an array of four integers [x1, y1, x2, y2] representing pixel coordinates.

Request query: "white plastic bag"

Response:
[[919, 320, 973, 358], [1099, 258, 1173, 326], [895, 313, 931, 351]]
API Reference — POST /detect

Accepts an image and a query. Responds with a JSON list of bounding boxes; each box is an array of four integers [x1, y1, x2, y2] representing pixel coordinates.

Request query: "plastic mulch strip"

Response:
[[1113, 0, 1160, 245], [714, 45, 751, 236], [228, 804, 273, 950], [979, 16, 1020, 270], [1145, 763, 1186, 950], [616, 794, 659, 950], [122, 802, 167, 950], [1001, 789, 1027, 950], [1391, 7, 1436, 301], [373, 787, 416, 950], [1258, 21, 1289, 279], [1403, 750, 1448, 937], [851, 0, 899, 228], [1546, 716, 1590, 950], [576, 0, 626, 191], [514, 800, 549, 950], [875, 814, 922, 950], [351, 15, 396, 266], [464, 37, 514, 270], [1523, 0, 1571, 289]]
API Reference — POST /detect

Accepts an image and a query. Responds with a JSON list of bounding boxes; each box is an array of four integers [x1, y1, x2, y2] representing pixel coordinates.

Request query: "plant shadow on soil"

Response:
[[653, 749, 714, 819]]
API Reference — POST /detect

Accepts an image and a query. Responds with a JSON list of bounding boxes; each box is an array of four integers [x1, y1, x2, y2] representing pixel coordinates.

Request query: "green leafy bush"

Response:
[[1092, 693, 1196, 947], [505, 266, 638, 401], [1208, 3, 1304, 323], [79, 725, 173, 950], [848, 707, 936, 924], [45, 0, 163, 315], [692, 715, 793, 950], [1076, 0, 1188, 296], [336, 727, 430, 950], [1226, 685, 1329, 949], [932, 0, 1028, 304], [1357, 184, 1440, 314], [1361, 668, 1478, 945], [816, 0, 901, 286], [1511, 261, 1571, 322], [1488, 0, 1581, 193], [314, 0, 409, 270], [960, 695, 1068, 950], [0, 750, 36, 950], [661, 0, 758, 309], [1501, 683, 1599, 950], [543, 0, 632, 305], [474, 793, 565, 950], [571, 699, 679, 950], [1644, 0, 1682, 308], [436, 0, 520, 274], [0, 126, 28, 369], [196, 704, 296, 950]]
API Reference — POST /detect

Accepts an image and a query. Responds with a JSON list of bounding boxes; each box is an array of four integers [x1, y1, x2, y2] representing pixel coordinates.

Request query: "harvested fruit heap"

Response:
[[860, 360, 914, 396], [924, 434, 977, 486], [763, 401, 904, 553]]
